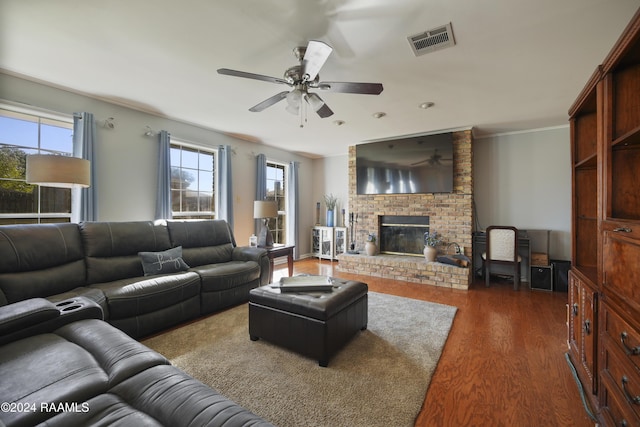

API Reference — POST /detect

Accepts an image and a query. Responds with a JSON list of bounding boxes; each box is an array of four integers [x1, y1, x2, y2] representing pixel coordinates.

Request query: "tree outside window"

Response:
[[0, 108, 74, 225], [266, 162, 286, 244], [170, 143, 215, 219]]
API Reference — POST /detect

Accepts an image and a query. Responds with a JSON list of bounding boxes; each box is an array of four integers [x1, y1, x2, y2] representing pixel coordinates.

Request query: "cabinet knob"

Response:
[[583, 319, 591, 335], [621, 332, 640, 356]]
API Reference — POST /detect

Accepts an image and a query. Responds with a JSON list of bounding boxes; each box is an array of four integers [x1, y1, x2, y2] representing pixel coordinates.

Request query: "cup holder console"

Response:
[[55, 300, 76, 307], [53, 297, 103, 321]]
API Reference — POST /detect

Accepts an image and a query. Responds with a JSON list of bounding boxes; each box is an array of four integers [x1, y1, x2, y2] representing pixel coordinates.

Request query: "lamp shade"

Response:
[[26, 155, 91, 188], [253, 200, 278, 219]]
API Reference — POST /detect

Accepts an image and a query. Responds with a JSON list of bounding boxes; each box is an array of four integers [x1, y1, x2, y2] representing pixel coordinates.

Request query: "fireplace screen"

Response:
[[379, 215, 429, 256]]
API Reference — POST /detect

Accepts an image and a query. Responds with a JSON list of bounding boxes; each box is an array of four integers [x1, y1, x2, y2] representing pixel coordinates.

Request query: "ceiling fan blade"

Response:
[[302, 40, 333, 82], [217, 68, 290, 85], [304, 92, 334, 118], [316, 81, 383, 95], [249, 91, 289, 112]]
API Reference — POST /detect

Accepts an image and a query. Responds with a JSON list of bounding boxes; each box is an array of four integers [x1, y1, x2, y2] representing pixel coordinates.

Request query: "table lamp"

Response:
[[254, 200, 278, 247]]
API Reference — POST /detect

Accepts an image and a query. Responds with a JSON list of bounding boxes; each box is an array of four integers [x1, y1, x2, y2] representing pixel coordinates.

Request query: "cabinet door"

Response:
[[581, 284, 597, 393], [602, 226, 640, 315], [569, 272, 581, 357], [334, 227, 347, 256], [320, 227, 333, 258], [311, 228, 320, 256], [568, 270, 598, 395]]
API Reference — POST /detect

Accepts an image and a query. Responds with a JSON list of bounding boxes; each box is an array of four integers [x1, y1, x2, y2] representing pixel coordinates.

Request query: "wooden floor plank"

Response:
[[275, 258, 595, 427]]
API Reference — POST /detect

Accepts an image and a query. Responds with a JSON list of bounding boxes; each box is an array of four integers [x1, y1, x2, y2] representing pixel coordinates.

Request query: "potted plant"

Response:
[[323, 193, 338, 227], [365, 233, 377, 256], [423, 231, 442, 262]]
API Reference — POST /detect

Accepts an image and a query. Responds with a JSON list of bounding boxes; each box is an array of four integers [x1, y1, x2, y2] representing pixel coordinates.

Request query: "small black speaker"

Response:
[[551, 260, 571, 292], [531, 266, 553, 291]]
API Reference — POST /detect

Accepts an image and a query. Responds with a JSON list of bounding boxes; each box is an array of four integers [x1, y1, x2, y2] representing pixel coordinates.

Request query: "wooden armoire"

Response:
[[568, 7, 640, 426]]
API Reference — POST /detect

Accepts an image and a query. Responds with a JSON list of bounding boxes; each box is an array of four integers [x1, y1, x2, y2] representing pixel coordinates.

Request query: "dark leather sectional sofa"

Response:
[[0, 219, 270, 338], [0, 220, 274, 426]]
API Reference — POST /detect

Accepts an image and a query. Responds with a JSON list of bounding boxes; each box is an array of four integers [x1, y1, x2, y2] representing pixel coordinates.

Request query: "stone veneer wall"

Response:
[[337, 129, 474, 290]]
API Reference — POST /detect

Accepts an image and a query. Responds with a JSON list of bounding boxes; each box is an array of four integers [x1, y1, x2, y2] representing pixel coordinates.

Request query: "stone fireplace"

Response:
[[337, 129, 474, 290], [379, 215, 429, 256]]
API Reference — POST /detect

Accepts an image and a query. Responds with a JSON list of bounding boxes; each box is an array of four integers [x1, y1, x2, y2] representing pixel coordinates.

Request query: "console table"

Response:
[[263, 244, 295, 283]]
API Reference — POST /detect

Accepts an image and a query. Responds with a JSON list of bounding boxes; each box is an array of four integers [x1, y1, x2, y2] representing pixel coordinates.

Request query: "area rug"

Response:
[[142, 292, 457, 427]]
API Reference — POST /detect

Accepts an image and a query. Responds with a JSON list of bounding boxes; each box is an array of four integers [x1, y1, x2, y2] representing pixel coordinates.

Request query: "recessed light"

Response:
[[372, 112, 386, 119], [419, 102, 435, 109]]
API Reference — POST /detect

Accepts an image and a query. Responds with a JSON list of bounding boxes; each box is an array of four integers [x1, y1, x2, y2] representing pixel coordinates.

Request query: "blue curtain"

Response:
[[155, 131, 172, 220], [218, 145, 234, 230], [72, 112, 97, 222], [255, 154, 267, 234], [287, 161, 300, 259]]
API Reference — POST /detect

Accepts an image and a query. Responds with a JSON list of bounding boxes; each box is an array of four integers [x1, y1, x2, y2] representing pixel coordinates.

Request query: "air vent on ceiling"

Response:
[[408, 23, 455, 56]]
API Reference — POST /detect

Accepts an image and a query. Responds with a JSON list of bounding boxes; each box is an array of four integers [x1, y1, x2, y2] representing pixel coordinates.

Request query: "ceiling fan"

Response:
[[410, 149, 453, 167], [217, 40, 383, 120]]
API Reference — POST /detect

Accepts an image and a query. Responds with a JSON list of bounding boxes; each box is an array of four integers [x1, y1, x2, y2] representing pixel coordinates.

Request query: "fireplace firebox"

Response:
[[379, 215, 429, 256]]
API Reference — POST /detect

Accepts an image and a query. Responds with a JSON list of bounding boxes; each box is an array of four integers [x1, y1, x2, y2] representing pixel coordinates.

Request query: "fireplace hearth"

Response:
[[379, 215, 429, 256]]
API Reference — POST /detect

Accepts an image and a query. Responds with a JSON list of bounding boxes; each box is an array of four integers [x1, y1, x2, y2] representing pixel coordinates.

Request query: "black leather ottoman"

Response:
[[249, 278, 368, 367]]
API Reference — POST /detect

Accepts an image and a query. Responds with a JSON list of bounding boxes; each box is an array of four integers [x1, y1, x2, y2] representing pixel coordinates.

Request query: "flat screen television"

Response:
[[356, 132, 454, 195]]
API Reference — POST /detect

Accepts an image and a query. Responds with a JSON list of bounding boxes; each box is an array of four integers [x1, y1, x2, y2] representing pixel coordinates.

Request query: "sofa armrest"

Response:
[[232, 246, 270, 285], [0, 298, 59, 336], [0, 297, 104, 346]]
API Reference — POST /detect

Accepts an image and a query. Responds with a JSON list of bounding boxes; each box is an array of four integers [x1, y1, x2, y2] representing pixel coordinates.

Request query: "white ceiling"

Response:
[[1, 0, 638, 157]]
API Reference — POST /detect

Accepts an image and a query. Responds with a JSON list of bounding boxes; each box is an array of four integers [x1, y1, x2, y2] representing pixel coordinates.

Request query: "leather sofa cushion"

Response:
[[40, 393, 164, 426], [193, 261, 261, 292], [54, 319, 169, 385], [0, 334, 109, 426], [109, 365, 273, 427], [167, 220, 235, 265], [0, 224, 86, 304], [80, 222, 172, 284], [89, 272, 201, 319]]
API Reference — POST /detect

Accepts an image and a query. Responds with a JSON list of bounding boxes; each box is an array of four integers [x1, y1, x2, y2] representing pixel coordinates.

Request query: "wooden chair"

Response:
[[482, 226, 521, 290]]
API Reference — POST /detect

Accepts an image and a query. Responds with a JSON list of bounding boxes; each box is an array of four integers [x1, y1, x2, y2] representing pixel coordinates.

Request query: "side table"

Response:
[[262, 244, 295, 283]]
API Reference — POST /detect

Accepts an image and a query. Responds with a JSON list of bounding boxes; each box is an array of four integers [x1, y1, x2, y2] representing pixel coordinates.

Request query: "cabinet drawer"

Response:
[[600, 373, 640, 427], [602, 303, 640, 372], [602, 341, 640, 421]]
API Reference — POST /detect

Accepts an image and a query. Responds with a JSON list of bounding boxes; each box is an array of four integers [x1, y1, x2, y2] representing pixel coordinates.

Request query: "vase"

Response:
[[326, 210, 334, 227], [365, 241, 377, 256], [424, 245, 437, 262]]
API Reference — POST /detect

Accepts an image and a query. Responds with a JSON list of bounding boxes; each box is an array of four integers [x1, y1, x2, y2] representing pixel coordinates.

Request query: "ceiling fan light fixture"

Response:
[[285, 104, 299, 115], [286, 88, 302, 107]]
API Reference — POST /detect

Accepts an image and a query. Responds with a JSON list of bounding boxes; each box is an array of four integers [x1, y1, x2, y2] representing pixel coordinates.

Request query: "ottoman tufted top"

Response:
[[249, 278, 368, 321]]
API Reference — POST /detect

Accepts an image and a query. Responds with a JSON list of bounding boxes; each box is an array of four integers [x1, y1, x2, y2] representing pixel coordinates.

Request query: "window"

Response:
[[266, 161, 287, 244], [0, 107, 74, 225], [170, 142, 216, 219]]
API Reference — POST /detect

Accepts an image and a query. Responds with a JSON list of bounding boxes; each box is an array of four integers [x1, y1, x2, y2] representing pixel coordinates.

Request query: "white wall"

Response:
[[1, 74, 315, 254], [474, 127, 572, 260], [312, 155, 350, 226]]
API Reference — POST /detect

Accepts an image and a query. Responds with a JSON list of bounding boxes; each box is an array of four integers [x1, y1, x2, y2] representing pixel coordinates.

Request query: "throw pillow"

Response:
[[139, 246, 190, 276]]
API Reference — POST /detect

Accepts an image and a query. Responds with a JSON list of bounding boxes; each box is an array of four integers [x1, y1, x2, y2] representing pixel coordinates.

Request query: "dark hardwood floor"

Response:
[[274, 258, 595, 427]]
